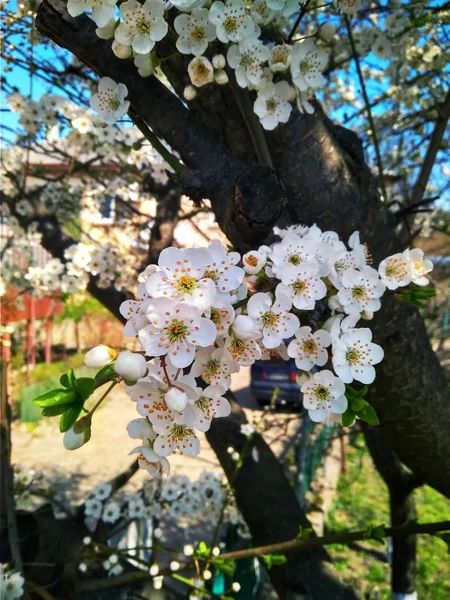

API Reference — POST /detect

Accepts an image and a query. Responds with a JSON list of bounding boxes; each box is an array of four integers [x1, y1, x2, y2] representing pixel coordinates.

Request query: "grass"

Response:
[[326, 434, 450, 599], [14, 354, 88, 423]]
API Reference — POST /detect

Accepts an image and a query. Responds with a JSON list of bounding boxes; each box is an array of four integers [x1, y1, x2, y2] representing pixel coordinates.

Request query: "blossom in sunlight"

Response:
[[408, 248, 434, 286], [378, 251, 412, 290], [247, 292, 299, 348], [209, 0, 257, 44], [203, 240, 245, 304], [337, 266, 385, 315], [115, 0, 168, 54], [300, 370, 347, 422], [332, 327, 384, 384], [154, 424, 200, 457], [90, 77, 130, 125], [287, 326, 331, 371], [145, 246, 217, 310], [277, 263, 327, 310], [130, 444, 171, 475], [67, 0, 117, 27], [253, 81, 293, 130], [185, 385, 231, 432], [290, 39, 328, 92], [174, 8, 217, 56], [242, 248, 266, 274], [102, 501, 121, 523], [269, 44, 292, 72]]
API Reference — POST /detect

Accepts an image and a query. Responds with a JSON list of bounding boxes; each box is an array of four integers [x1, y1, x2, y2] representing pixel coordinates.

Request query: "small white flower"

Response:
[[146, 246, 216, 310], [184, 544, 194, 556], [149, 564, 160, 576], [85, 498, 103, 519], [102, 501, 121, 523], [209, 0, 258, 43], [225, 334, 262, 366], [175, 8, 217, 56], [253, 81, 293, 130], [204, 240, 245, 304], [127, 417, 156, 441], [301, 370, 347, 422], [153, 425, 200, 457], [337, 266, 385, 315], [247, 292, 299, 348], [378, 251, 411, 290], [185, 385, 231, 432], [78, 563, 88, 573], [291, 39, 328, 92], [333, 0, 361, 15], [130, 444, 171, 475], [287, 326, 331, 371], [115, 0, 168, 54], [270, 232, 319, 278], [269, 44, 292, 72], [227, 38, 270, 88], [139, 298, 216, 368], [190, 344, 239, 388], [96, 18, 116, 39], [112, 40, 133, 59], [408, 248, 433, 286], [277, 263, 327, 310], [212, 54, 226, 69], [332, 327, 384, 384], [90, 77, 130, 125], [188, 56, 214, 87], [250, 0, 275, 25], [232, 582, 241, 592], [92, 482, 112, 501], [153, 575, 164, 589], [214, 69, 229, 85], [67, 0, 117, 27], [164, 387, 188, 412], [170, 561, 180, 571], [242, 249, 266, 274], [203, 569, 212, 580]]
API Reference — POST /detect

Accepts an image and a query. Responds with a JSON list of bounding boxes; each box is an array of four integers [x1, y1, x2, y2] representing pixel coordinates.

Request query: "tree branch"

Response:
[[410, 87, 450, 206]]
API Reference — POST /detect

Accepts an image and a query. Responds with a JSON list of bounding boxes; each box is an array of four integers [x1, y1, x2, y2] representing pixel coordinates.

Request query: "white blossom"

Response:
[[90, 77, 130, 125], [115, 0, 168, 54], [227, 38, 270, 88], [287, 326, 331, 371], [67, 0, 117, 27], [209, 0, 257, 44], [332, 327, 384, 384], [188, 56, 215, 87], [291, 39, 328, 91], [253, 81, 293, 130], [301, 370, 347, 422], [175, 8, 216, 56]]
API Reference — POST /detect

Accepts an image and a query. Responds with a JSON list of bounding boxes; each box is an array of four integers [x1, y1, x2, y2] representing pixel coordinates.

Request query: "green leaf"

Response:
[[367, 524, 386, 544], [33, 388, 78, 407], [41, 404, 74, 417], [263, 554, 287, 569], [297, 526, 314, 539], [74, 377, 96, 402], [349, 396, 367, 412], [342, 407, 356, 427], [60, 373, 71, 388], [95, 362, 116, 382], [358, 403, 380, 426], [59, 400, 85, 433]]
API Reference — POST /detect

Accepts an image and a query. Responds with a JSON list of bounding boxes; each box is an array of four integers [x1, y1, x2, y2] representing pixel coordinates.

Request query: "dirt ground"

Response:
[[11, 367, 301, 504]]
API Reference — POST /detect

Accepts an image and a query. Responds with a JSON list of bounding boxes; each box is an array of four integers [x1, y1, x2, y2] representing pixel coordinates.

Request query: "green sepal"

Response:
[[74, 377, 96, 402], [95, 362, 116, 382], [33, 388, 78, 407], [59, 400, 85, 433]]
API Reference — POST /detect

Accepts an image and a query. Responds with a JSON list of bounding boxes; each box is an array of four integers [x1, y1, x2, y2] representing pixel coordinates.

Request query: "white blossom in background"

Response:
[[253, 81, 293, 130], [115, 0, 168, 54], [67, 0, 117, 27], [408, 248, 434, 286], [269, 44, 292, 72], [290, 39, 328, 91], [90, 77, 130, 125], [209, 0, 258, 43], [0, 566, 25, 600], [174, 8, 217, 56]]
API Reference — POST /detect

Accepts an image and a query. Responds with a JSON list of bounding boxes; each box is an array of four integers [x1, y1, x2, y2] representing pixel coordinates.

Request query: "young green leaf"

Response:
[[342, 407, 356, 427], [59, 400, 84, 433], [349, 396, 367, 412], [95, 362, 116, 382], [60, 373, 71, 389], [263, 554, 287, 568], [41, 404, 74, 417], [33, 388, 78, 408], [358, 403, 380, 426], [74, 377, 96, 402]]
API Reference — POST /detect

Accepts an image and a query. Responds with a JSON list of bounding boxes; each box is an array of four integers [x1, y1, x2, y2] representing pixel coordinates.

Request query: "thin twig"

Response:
[[286, 0, 313, 43], [344, 15, 387, 202]]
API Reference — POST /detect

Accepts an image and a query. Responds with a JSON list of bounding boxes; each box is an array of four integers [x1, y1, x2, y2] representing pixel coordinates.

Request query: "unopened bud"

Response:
[[164, 387, 188, 412], [114, 351, 148, 381], [232, 315, 256, 341], [319, 22, 336, 42], [63, 426, 91, 450], [183, 85, 197, 101], [95, 18, 116, 40], [112, 40, 132, 59], [84, 345, 117, 369], [212, 54, 226, 69], [214, 70, 229, 85]]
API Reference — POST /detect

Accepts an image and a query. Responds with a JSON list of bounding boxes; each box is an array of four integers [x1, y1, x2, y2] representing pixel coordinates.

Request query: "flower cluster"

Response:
[[115, 226, 434, 474], [0, 565, 24, 600], [82, 0, 336, 130]]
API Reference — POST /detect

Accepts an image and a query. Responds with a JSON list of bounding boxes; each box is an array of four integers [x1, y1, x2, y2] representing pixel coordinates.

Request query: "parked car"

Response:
[[250, 356, 301, 408]]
